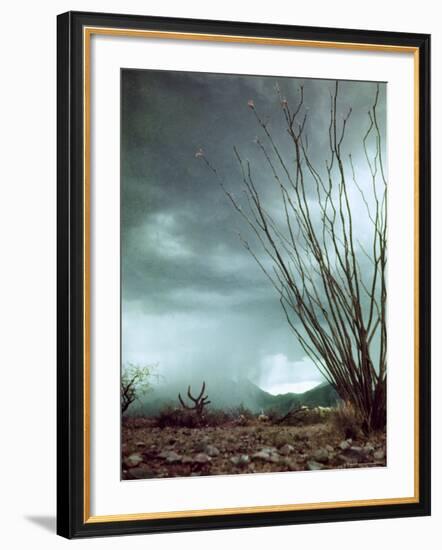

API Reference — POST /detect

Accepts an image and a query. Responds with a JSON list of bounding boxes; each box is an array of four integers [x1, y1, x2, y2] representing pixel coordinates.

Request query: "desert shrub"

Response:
[[155, 406, 233, 428], [230, 403, 255, 422], [155, 406, 201, 428], [277, 406, 324, 426], [204, 408, 232, 426], [331, 401, 363, 439], [294, 409, 321, 426], [264, 408, 281, 423], [122, 415, 154, 429]]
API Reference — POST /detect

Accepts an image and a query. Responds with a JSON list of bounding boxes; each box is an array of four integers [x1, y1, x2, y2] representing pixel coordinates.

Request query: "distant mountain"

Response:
[[245, 380, 339, 414], [128, 376, 339, 417], [296, 382, 340, 407]]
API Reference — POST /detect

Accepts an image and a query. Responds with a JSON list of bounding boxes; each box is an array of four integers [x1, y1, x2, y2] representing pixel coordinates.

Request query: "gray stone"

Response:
[[194, 453, 211, 463], [374, 449, 385, 461], [230, 454, 250, 466], [123, 453, 143, 468], [267, 454, 280, 464], [165, 451, 182, 463], [128, 466, 156, 479], [342, 446, 366, 462], [252, 448, 280, 463], [313, 448, 329, 463], [307, 460, 324, 471], [279, 444, 295, 456], [194, 441, 208, 452], [339, 440, 351, 451], [280, 457, 299, 470], [261, 446, 278, 454], [205, 445, 220, 457], [252, 451, 270, 460]]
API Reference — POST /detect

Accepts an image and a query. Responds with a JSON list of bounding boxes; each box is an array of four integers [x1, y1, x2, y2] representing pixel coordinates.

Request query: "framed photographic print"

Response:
[[57, 11, 431, 538]]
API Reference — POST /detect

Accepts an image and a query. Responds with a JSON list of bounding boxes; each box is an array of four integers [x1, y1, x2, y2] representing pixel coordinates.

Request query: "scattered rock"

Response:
[[279, 444, 295, 456], [158, 450, 171, 458], [307, 460, 323, 471], [374, 449, 385, 461], [123, 418, 386, 479], [272, 433, 291, 447], [194, 439, 210, 452], [341, 446, 366, 462], [252, 450, 269, 460], [313, 448, 329, 463], [123, 453, 143, 468], [166, 451, 182, 463], [267, 454, 280, 464], [252, 447, 280, 463], [280, 457, 299, 470], [194, 453, 211, 464], [230, 454, 250, 466], [127, 466, 156, 479], [205, 445, 220, 457]]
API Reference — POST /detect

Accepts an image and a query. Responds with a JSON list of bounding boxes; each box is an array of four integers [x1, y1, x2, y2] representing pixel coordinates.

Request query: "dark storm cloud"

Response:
[[121, 69, 386, 388]]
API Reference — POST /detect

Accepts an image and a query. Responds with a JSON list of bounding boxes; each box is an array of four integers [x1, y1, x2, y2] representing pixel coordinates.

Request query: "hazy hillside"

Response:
[[127, 377, 339, 417]]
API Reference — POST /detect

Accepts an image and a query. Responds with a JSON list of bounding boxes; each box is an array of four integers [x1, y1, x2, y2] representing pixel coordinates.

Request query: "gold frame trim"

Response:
[[83, 27, 420, 524]]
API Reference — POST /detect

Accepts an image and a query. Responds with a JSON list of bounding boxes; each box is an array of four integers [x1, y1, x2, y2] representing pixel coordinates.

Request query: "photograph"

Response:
[[121, 69, 388, 480]]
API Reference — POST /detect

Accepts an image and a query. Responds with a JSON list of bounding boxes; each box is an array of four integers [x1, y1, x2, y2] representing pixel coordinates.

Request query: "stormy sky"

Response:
[[121, 69, 386, 395]]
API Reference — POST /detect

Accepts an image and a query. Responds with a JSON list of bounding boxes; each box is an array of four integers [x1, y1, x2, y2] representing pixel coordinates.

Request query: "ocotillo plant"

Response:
[[199, 82, 386, 433]]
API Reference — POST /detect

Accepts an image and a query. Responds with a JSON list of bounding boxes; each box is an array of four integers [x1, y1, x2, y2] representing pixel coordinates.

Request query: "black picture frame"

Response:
[[57, 10, 431, 539]]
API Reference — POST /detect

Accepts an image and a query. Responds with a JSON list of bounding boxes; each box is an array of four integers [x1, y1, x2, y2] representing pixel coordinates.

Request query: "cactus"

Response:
[[178, 381, 211, 419]]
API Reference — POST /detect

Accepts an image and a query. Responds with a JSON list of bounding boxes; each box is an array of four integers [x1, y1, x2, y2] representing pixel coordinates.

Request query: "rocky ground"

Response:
[[122, 419, 386, 480]]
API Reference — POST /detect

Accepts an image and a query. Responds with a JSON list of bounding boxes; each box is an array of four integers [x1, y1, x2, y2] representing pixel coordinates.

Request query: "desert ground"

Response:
[[122, 408, 386, 480]]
